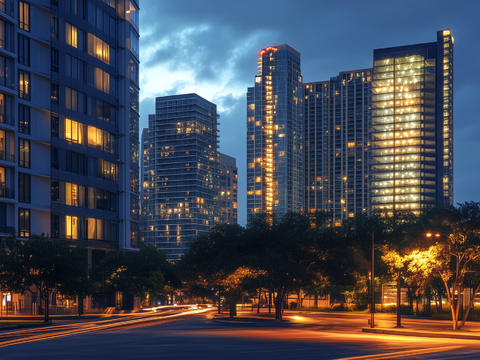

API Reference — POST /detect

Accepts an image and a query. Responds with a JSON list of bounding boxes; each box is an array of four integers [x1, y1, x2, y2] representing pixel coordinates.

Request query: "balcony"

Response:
[[0, 113, 14, 126], [0, 225, 14, 234], [0, 183, 14, 199], [0, 150, 14, 162]]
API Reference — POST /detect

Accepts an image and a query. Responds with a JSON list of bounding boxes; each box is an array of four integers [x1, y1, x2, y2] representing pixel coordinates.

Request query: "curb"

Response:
[[212, 316, 291, 327], [362, 328, 480, 340]]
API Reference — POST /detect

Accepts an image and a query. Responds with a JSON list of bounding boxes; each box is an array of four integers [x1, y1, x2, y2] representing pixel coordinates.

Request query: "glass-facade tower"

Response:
[[247, 44, 303, 221], [143, 94, 220, 261], [371, 30, 453, 215], [304, 70, 372, 222], [219, 153, 237, 224]]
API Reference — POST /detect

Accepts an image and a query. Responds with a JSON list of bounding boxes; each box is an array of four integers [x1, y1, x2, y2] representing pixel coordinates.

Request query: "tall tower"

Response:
[[371, 30, 454, 215], [218, 153, 238, 224], [304, 69, 372, 223], [142, 94, 220, 261], [247, 44, 303, 221]]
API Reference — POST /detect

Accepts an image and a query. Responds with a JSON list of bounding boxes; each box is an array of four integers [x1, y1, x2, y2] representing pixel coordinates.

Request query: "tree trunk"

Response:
[[268, 291, 272, 313], [460, 283, 480, 327], [257, 288, 262, 313], [275, 288, 285, 321], [439, 293, 443, 313], [44, 291, 49, 323], [314, 293, 318, 308], [229, 296, 237, 318], [396, 274, 401, 327]]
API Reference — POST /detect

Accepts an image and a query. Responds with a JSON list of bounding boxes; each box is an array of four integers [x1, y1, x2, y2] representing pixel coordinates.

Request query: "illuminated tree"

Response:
[[424, 202, 480, 330]]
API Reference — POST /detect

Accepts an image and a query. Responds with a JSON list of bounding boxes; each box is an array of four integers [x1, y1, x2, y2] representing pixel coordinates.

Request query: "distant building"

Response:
[[142, 94, 220, 261], [218, 153, 237, 224], [371, 30, 454, 215], [304, 70, 372, 222], [247, 44, 304, 222]]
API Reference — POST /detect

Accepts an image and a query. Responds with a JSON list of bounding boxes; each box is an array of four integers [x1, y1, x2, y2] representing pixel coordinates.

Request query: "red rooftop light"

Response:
[[259, 46, 278, 55]]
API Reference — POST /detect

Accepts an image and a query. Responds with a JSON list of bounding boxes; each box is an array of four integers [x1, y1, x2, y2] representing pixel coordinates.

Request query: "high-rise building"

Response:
[[218, 153, 237, 224], [304, 70, 372, 222], [0, 0, 140, 311], [371, 30, 454, 215], [247, 44, 303, 222], [142, 94, 220, 261]]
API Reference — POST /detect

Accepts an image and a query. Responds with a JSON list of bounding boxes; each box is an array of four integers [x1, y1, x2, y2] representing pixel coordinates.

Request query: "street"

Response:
[[1, 310, 480, 359]]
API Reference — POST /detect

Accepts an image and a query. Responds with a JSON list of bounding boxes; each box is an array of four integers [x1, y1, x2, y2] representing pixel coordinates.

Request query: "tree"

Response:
[[92, 244, 171, 306], [0, 235, 88, 322], [177, 223, 245, 316], [244, 212, 356, 321], [423, 202, 480, 330]]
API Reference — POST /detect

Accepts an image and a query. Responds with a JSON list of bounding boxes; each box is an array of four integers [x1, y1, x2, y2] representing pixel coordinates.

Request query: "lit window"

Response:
[[19, 1, 29, 32], [65, 119, 84, 144], [18, 70, 30, 100], [65, 23, 78, 48], [66, 215, 79, 239], [19, 208, 30, 237], [19, 138, 30, 168]]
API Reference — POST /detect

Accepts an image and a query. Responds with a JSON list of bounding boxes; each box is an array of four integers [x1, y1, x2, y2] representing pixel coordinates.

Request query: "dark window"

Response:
[[51, 113, 59, 138], [18, 104, 30, 134], [50, 15, 58, 39], [19, 1, 30, 32], [51, 214, 59, 238], [18, 70, 30, 100], [19, 138, 30, 168], [0, 55, 12, 89], [18, 172, 30, 203], [51, 48, 58, 72], [51, 82, 59, 104], [19, 208, 30, 237], [51, 181, 59, 202], [18, 34, 29, 66], [51, 146, 59, 169]]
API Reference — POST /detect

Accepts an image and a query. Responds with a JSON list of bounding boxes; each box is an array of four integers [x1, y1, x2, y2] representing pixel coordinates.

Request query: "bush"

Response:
[[289, 301, 298, 310]]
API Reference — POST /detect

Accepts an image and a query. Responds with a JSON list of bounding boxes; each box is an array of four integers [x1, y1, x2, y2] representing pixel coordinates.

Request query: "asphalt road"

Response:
[[2, 311, 480, 359]]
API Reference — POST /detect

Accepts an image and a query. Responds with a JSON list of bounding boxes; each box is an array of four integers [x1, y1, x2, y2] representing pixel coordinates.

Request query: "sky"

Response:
[[138, 0, 480, 226]]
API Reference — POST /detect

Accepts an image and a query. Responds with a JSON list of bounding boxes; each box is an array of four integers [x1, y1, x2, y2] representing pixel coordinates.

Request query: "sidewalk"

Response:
[[362, 327, 480, 340]]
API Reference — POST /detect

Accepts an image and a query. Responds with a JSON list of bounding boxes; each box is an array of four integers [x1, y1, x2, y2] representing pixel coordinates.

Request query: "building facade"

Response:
[[142, 94, 220, 261], [218, 152, 237, 224], [247, 44, 303, 222], [304, 70, 372, 222], [0, 0, 141, 312], [371, 30, 454, 215]]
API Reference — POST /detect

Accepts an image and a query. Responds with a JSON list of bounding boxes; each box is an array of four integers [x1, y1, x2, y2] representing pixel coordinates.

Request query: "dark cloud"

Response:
[[140, 0, 480, 224]]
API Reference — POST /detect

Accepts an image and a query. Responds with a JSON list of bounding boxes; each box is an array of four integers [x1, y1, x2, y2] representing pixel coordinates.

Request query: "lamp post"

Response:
[[371, 228, 375, 328]]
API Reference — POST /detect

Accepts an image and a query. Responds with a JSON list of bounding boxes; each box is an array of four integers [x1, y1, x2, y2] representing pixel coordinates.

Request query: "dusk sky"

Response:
[[138, 0, 480, 225]]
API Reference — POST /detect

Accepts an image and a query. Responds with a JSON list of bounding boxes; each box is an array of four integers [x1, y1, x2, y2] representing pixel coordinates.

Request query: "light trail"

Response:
[[326, 345, 460, 360], [0, 308, 210, 348]]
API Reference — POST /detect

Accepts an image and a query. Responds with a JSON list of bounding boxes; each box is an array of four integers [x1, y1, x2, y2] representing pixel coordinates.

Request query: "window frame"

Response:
[[18, 34, 30, 66], [18, 137, 30, 168], [18, 104, 30, 134], [18, 172, 31, 203], [18, 70, 30, 101], [18, 208, 30, 237], [19, 1, 30, 32]]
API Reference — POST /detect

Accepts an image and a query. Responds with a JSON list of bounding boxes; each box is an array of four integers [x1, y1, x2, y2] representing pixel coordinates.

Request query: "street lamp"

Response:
[[371, 229, 375, 328]]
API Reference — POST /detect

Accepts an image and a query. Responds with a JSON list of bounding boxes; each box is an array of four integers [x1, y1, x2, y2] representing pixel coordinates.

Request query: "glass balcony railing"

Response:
[[0, 150, 14, 162], [0, 225, 14, 234], [0, 113, 14, 126], [0, 184, 14, 199]]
